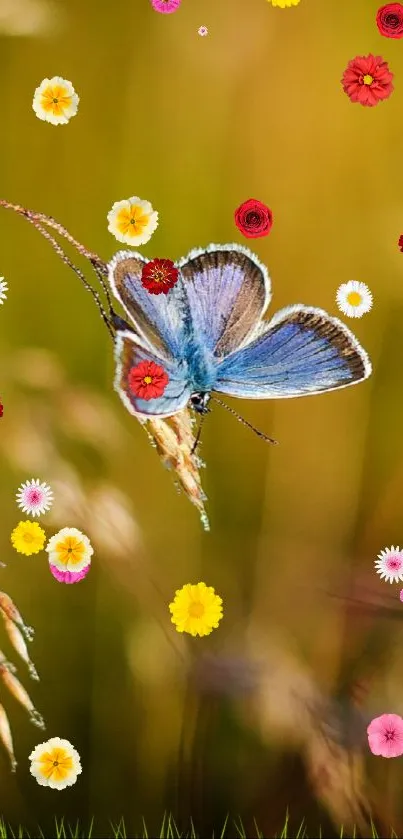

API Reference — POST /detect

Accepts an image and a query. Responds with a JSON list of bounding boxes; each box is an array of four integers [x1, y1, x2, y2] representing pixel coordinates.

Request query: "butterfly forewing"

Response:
[[177, 244, 271, 358], [108, 251, 188, 360]]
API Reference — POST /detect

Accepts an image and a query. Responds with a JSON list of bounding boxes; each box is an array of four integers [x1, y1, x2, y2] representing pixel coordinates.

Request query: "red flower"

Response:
[[128, 360, 169, 401], [234, 199, 273, 239], [141, 259, 179, 295], [341, 54, 394, 107], [398, 235, 403, 252], [376, 3, 403, 38], [0, 401, 3, 418]]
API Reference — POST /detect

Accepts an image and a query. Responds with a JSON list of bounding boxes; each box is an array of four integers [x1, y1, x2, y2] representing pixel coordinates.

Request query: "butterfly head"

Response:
[[189, 392, 211, 415]]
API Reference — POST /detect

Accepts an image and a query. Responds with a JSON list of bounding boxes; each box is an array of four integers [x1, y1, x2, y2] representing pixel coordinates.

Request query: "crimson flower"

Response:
[[398, 234, 403, 252], [376, 3, 403, 38], [0, 400, 3, 418], [141, 258, 179, 295], [128, 360, 169, 401], [341, 54, 394, 106], [234, 199, 273, 239]]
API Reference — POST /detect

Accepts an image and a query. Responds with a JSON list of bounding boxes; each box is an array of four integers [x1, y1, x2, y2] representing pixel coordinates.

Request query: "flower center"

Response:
[[363, 74, 373, 86], [386, 14, 399, 26], [67, 548, 72, 553], [23, 532, 34, 543], [130, 218, 136, 225], [53, 760, 59, 766], [151, 269, 167, 283], [246, 212, 260, 225], [28, 490, 41, 504], [143, 376, 153, 384], [385, 730, 396, 741], [387, 557, 402, 570], [53, 98, 59, 103], [189, 602, 205, 618], [347, 291, 362, 306]]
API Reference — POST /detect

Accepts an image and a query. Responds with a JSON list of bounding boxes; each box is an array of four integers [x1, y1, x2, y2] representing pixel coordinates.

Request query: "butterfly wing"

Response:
[[215, 305, 371, 398], [114, 330, 191, 418], [108, 251, 188, 361], [177, 244, 271, 357]]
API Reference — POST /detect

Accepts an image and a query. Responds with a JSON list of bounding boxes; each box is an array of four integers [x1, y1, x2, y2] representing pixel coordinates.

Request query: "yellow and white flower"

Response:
[[32, 76, 79, 125], [336, 280, 373, 318], [107, 196, 159, 246], [29, 737, 82, 789], [46, 527, 93, 573]]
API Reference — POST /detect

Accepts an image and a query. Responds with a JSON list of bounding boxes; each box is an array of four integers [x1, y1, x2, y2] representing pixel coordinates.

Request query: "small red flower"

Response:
[[398, 234, 403, 252], [234, 199, 273, 239], [0, 400, 3, 418], [376, 3, 403, 38], [141, 258, 179, 295], [341, 54, 394, 107], [128, 360, 169, 401]]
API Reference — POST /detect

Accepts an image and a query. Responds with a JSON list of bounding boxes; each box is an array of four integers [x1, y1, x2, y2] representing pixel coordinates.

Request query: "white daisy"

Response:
[[16, 479, 53, 517], [32, 76, 79, 125], [107, 196, 159, 246], [0, 277, 8, 304], [29, 737, 82, 789], [336, 281, 373, 318], [375, 546, 403, 584], [198, 26, 208, 36]]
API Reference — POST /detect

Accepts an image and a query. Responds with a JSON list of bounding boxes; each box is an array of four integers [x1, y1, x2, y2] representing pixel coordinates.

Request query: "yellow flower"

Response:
[[29, 737, 82, 789], [169, 582, 223, 637], [107, 196, 159, 246], [11, 521, 46, 555], [267, 0, 301, 6], [32, 76, 79, 125], [46, 527, 93, 573]]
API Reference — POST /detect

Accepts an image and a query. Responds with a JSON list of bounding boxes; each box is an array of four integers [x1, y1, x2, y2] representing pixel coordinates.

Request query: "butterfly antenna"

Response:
[[0, 199, 116, 339], [211, 396, 278, 445]]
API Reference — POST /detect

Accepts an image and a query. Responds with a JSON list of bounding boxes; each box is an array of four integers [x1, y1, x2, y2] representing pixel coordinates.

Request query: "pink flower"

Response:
[[49, 562, 90, 584], [150, 0, 181, 13], [400, 589, 403, 602], [367, 713, 403, 758]]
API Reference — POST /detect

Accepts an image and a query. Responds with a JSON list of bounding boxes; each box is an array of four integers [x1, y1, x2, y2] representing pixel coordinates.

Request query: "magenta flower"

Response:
[[150, 0, 181, 13], [49, 562, 90, 584], [367, 713, 403, 758]]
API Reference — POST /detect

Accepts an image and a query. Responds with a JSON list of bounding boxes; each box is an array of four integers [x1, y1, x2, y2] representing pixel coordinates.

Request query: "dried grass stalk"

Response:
[[0, 666, 45, 729], [0, 590, 44, 769], [146, 411, 209, 530], [0, 592, 34, 641], [2, 618, 39, 680], [0, 703, 17, 771]]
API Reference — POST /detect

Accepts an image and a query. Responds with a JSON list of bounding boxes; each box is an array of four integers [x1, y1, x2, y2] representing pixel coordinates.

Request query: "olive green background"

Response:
[[0, 0, 403, 835]]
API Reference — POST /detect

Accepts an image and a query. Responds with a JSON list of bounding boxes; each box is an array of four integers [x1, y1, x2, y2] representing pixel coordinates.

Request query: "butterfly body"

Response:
[[108, 243, 371, 420]]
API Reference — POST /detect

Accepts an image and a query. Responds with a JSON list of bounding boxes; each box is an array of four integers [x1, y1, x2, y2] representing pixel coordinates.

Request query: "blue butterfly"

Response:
[[107, 243, 372, 422]]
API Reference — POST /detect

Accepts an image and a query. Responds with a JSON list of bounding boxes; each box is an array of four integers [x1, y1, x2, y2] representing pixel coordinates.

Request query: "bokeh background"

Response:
[[0, 0, 403, 835]]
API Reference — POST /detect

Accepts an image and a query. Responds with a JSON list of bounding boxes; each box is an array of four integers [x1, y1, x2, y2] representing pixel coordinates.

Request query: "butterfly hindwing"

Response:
[[214, 305, 372, 399], [114, 330, 191, 418]]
